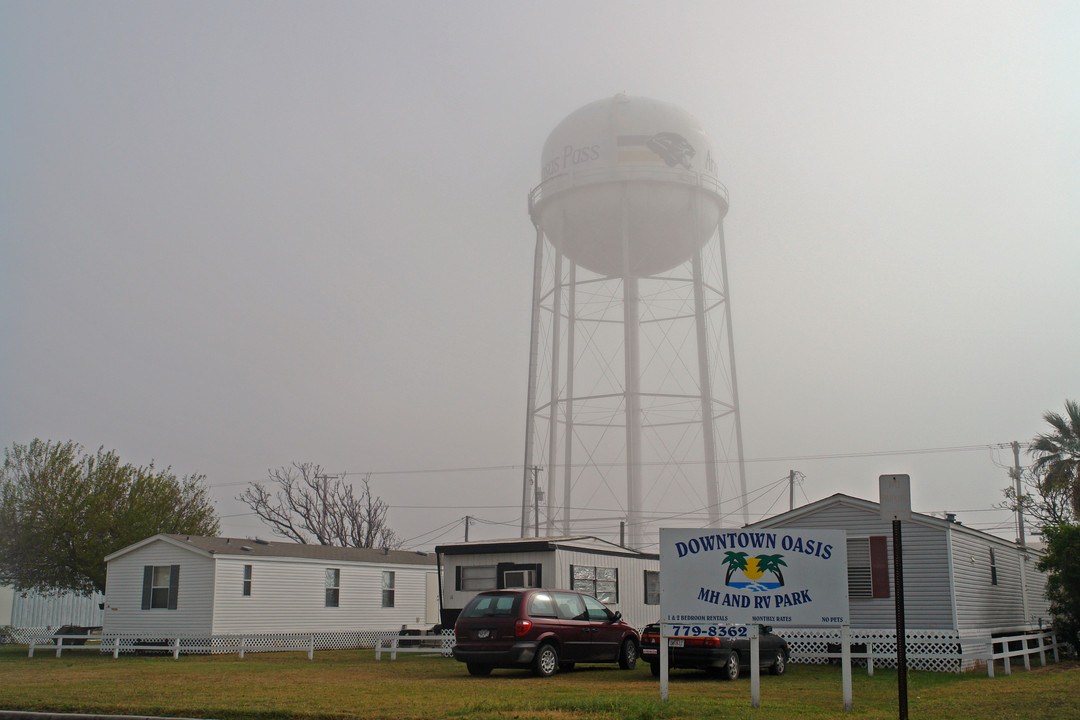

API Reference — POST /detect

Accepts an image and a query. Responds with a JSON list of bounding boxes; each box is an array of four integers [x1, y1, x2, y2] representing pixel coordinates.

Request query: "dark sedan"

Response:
[[639, 622, 789, 679]]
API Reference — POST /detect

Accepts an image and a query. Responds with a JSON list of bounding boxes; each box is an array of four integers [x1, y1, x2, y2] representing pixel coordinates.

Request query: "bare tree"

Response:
[[238, 463, 399, 548]]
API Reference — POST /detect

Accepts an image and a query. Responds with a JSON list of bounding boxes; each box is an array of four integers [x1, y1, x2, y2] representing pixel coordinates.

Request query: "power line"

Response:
[[207, 442, 1013, 489]]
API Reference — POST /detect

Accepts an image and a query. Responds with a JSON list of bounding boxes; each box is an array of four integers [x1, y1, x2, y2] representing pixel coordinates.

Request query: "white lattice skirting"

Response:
[[777, 627, 1066, 674]]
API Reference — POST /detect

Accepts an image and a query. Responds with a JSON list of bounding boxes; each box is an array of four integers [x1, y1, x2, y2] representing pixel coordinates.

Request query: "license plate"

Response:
[[476, 629, 490, 639], [668, 639, 684, 647]]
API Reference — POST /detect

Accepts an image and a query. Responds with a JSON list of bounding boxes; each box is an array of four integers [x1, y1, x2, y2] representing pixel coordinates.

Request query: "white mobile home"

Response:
[[748, 494, 1050, 638], [435, 536, 660, 631], [103, 535, 438, 640]]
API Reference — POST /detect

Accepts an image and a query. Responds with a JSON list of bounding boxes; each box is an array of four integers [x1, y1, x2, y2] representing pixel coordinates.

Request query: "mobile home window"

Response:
[[382, 571, 395, 607], [644, 570, 660, 605], [989, 549, 998, 585], [458, 565, 497, 591], [847, 537, 889, 599], [571, 565, 618, 604], [242, 565, 252, 596], [141, 565, 179, 610], [325, 568, 340, 607]]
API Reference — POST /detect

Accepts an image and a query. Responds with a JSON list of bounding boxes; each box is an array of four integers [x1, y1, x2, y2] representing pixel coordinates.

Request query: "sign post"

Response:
[[879, 474, 911, 720]]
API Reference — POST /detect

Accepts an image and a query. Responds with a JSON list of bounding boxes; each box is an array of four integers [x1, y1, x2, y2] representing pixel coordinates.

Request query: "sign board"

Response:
[[879, 474, 912, 521], [659, 528, 850, 628]]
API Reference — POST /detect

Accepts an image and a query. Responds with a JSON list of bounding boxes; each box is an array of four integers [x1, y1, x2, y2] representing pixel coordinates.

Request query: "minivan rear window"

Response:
[[461, 593, 519, 618]]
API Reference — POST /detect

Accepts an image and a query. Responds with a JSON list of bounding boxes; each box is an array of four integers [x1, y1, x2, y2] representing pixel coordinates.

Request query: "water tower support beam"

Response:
[[692, 247, 721, 526], [561, 263, 577, 536], [717, 223, 750, 525], [622, 195, 643, 549], [522, 225, 545, 537], [546, 237, 564, 538]]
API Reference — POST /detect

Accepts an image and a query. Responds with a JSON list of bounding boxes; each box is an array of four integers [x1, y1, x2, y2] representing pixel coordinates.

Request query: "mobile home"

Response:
[[435, 536, 660, 631]]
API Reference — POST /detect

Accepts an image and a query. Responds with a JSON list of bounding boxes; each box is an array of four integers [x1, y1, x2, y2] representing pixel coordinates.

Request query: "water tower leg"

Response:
[[716, 223, 750, 525], [561, 263, 576, 536], [522, 226, 545, 537], [692, 249, 721, 526], [623, 272, 643, 549], [545, 247, 564, 539]]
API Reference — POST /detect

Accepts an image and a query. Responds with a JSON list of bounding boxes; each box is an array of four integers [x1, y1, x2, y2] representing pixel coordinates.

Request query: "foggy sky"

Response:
[[2, 1, 1078, 551]]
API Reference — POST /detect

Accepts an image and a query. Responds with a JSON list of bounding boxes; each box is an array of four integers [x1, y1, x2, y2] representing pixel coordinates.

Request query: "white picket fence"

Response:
[[23, 628, 456, 660], [13, 625, 1061, 677]]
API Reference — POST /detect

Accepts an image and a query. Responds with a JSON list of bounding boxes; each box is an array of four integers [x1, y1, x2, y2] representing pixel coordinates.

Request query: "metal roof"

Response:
[[107, 534, 437, 566]]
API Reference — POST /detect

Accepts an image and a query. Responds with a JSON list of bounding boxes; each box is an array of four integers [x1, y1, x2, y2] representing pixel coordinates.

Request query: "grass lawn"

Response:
[[1, 646, 1077, 720]]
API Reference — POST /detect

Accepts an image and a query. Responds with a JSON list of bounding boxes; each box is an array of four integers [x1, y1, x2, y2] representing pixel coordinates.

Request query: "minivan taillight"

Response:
[[515, 619, 533, 636]]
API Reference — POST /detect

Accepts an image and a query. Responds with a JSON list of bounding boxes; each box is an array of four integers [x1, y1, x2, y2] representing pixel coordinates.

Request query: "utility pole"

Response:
[[1011, 441, 1026, 547], [464, 515, 471, 542], [532, 466, 543, 537], [789, 470, 796, 511], [314, 473, 333, 544]]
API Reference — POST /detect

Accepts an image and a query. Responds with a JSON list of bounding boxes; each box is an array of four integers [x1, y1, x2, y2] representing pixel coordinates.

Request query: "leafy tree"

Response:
[[1036, 523, 1080, 650], [1002, 465, 1076, 528], [0, 439, 219, 595], [1030, 399, 1080, 515], [238, 462, 400, 549]]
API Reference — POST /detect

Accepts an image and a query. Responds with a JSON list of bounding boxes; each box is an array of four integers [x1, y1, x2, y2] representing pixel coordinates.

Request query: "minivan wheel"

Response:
[[618, 639, 638, 669], [724, 651, 740, 681], [770, 650, 786, 676], [533, 643, 559, 677], [467, 663, 492, 676]]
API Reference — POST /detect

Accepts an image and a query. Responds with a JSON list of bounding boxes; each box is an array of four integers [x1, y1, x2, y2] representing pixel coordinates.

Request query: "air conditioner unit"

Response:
[[503, 569, 536, 588]]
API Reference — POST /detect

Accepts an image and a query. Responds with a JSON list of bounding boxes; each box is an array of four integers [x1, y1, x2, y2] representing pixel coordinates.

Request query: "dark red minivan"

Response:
[[452, 589, 640, 677]]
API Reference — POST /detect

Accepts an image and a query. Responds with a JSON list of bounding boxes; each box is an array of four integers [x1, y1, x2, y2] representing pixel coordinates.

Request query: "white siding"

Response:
[[950, 531, 1050, 632], [103, 540, 215, 637], [210, 556, 433, 633], [756, 503, 954, 629]]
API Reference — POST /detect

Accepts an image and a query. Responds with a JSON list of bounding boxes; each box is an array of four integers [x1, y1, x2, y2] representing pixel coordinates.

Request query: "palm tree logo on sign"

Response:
[[722, 551, 787, 592]]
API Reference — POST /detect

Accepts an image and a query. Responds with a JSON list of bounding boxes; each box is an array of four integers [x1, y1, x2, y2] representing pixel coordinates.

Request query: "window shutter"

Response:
[[869, 536, 890, 598], [141, 566, 153, 610], [167, 564, 180, 610], [455, 565, 462, 591]]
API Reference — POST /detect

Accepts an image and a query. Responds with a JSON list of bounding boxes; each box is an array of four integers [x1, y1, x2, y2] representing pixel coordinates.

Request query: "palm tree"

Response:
[[722, 551, 749, 584], [1030, 400, 1080, 515], [755, 554, 787, 586]]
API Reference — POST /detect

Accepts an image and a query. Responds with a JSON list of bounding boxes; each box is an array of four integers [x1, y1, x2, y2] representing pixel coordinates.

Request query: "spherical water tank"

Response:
[[530, 95, 728, 278]]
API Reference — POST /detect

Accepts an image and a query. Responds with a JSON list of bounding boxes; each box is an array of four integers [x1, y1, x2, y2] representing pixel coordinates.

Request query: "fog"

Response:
[[2, 2, 1078, 550]]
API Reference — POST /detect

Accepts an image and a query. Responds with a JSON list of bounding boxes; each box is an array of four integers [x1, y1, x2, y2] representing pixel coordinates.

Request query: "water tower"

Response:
[[522, 95, 748, 550]]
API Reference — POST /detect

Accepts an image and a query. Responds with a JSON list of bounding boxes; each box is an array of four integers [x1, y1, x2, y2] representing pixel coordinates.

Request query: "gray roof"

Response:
[[163, 535, 438, 566]]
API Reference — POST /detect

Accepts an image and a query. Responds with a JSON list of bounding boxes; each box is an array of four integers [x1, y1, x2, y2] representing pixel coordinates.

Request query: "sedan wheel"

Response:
[[724, 651, 740, 681], [770, 650, 786, 676], [533, 643, 559, 677]]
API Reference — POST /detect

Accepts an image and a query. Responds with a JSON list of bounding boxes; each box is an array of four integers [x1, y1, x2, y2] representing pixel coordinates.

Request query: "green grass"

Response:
[[0, 647, 1077, 720]]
